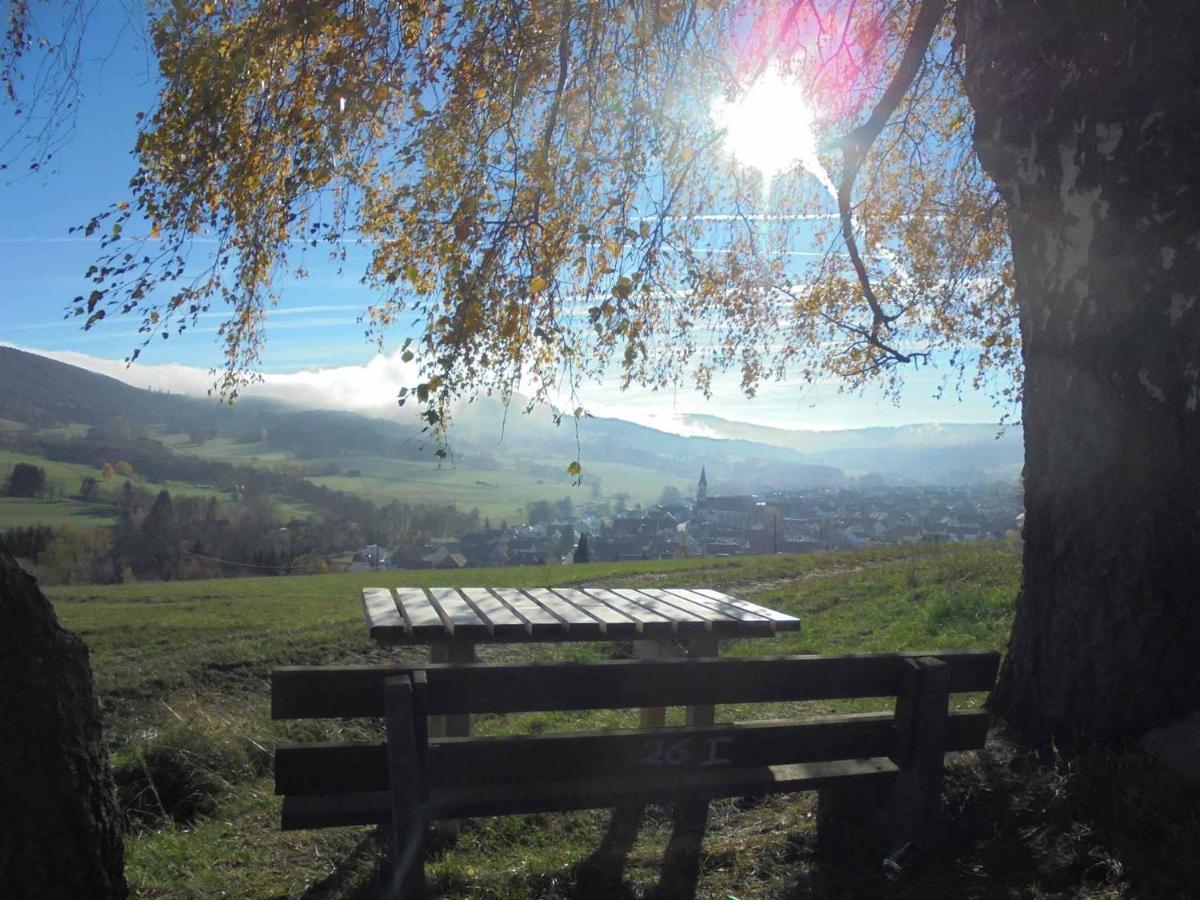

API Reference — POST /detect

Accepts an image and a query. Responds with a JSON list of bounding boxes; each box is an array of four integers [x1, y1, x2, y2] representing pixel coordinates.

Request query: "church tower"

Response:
[[697, 466, 708, 502]]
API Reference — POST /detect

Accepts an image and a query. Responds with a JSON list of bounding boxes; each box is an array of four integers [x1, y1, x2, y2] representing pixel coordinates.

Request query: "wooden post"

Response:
[[659, 633, 719, 897], [634, 639, 681, 727], [684, 634, 719, 727], [383, 675, 426, 899], [885, 656, 951, 852], [428, 641, 475, 738], [428, 643, 473, 839], [410, 670, 430, 801]]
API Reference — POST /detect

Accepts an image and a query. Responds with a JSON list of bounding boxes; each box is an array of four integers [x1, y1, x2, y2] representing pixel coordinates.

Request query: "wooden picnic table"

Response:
[[361, 585, 801, 735]]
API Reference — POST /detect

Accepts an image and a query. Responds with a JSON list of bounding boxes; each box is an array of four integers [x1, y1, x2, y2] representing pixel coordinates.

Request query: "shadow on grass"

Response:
[[300, 832, 386, 900], [298, 733, 1200, 899], [793, 729, 1200, 899]]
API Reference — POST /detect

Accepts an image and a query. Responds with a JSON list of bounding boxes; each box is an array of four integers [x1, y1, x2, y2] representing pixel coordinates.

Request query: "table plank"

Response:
[[661, 589, 775, 637], [427, 588, 491, 641], [362, 587, 407, 639], [693, 589, 801, 630], [394, 588, 450, 640], [581, 588, 674, 638], [459, 588, 530, 639], [610, 589, 707, 634], [549, 588, 639, 637], [525, 588, 604, 638], [631, 588, 745, 636], [491, 588, 568, 638]]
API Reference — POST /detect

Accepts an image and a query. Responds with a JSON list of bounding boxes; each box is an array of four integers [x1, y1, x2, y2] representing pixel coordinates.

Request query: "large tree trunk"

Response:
[[0, 540, 127, 897], [958, 0, 1200, 746]]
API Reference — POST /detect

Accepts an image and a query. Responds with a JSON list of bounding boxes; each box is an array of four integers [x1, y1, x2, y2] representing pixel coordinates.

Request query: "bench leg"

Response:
[[633, 639, 679, 726], [683, 634, 718, 727], [384, 675, 426, 899], [884, 657, 951, 859], [428, 642, 473, 841], [428, 641, 474, 739], [658, 634, 719, 897]]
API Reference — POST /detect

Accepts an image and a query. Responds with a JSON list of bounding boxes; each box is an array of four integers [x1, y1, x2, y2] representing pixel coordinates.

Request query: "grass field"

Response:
[[159, 432, 691, 520], [6, 427, 687, 529], [0, 446, 314, 529], [46, 541, 1200, 898], [0, 448, 124, 527], [308, 456, 689, 522]]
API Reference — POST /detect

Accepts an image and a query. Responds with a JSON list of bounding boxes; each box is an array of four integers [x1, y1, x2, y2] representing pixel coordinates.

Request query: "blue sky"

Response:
[[0, 4, 1014, 434]]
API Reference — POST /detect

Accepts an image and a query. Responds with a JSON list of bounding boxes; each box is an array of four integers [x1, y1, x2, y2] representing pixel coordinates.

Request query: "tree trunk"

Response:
[[958, 0, 1200, 746], [0, 540, 127, 898]]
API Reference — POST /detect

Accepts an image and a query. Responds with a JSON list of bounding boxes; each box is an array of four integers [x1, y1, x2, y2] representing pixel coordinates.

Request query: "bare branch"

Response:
[[835, 0, 948, 363]]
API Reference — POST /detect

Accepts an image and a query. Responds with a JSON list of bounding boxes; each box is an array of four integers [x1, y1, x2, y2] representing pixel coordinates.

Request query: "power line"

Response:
[[179, 548, 315, 572]]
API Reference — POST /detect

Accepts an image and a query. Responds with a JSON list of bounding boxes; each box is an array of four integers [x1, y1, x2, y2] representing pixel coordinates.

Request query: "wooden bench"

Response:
[[272, 649, 999, 896]]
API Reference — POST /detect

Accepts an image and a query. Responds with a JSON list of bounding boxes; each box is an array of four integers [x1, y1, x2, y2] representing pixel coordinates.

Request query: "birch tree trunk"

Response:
[[959, 0, 1200, 745]]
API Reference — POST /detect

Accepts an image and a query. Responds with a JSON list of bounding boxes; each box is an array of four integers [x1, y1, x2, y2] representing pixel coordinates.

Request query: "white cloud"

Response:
[[6, 342, 1006, 436], [15, 346, 420, 414]]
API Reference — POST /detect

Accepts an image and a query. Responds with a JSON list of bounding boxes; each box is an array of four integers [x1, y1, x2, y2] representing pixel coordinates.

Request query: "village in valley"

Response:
[[360, 467, 1024, 571]]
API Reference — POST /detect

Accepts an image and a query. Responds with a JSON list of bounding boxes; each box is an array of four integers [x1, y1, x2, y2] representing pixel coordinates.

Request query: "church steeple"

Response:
[[697, 466, 708, 502]]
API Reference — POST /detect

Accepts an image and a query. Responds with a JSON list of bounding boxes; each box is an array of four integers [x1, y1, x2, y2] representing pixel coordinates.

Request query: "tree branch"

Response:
[[836, 0, 947, 361]]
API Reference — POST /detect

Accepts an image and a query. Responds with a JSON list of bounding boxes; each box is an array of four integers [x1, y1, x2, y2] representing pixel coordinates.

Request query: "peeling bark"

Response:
[[0, 540, 127, 898], [959, 0, 1200, 745]]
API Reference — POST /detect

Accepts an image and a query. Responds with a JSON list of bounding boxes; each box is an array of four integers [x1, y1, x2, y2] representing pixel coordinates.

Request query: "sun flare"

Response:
[[711, 67, 830, 191]]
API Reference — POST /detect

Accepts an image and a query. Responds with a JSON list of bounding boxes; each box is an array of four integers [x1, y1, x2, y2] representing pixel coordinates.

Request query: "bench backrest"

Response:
[[272, 651, 998, 822], [272, 650, 999, 718]]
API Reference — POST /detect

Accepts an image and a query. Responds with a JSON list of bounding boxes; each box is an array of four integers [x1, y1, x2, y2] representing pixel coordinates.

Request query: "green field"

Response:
[[0, 446, 314, 529], [44, 541, 1197, 898], [0, 496, 120, 527], [0, 448, 122, 527], [159, 431, 691, 520], [308, 456, 689, 521], [5, 426, 688, 530]]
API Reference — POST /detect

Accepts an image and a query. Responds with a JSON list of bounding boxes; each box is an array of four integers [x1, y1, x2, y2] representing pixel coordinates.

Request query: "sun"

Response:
[[711, 67, 827, 188]]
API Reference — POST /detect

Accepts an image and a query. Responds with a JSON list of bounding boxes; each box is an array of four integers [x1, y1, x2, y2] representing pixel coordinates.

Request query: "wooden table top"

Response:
[[362, 586, 801, 643]]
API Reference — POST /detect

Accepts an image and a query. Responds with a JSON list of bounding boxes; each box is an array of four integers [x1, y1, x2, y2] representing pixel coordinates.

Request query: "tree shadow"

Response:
[[300, 831, 386, 900], [566, 802, 644, 900], [783, 731, 1200, 899]]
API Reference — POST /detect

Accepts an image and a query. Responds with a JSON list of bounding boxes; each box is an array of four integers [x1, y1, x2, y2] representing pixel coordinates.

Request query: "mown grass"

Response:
[[46, 540, 1200, 898]]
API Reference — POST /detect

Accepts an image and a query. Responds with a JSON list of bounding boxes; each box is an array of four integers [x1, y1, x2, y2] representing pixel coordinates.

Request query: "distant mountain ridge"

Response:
[[677, 414, 1023, 483], [0, 347, 1021, 486]]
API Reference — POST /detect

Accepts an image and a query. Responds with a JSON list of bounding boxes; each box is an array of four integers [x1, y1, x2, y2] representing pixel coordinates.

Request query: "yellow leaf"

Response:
[[529, 275, 548, 293], [473, 87, 487, 100]]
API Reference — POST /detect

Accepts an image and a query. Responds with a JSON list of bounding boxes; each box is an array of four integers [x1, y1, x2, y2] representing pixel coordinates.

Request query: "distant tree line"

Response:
[[4, 478, 482, 584], [524, 496, 574, 525], [5, 463, 48, 498], [1, 431, 484, 583], [11, 430, 473, 535]]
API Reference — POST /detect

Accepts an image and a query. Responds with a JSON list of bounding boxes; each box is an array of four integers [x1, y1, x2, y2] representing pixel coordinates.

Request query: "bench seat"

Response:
[[282, 756, 901, 830]]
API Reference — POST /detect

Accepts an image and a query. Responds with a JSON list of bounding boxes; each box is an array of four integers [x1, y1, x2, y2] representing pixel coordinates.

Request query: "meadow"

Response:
[[0, 445, 313, 530], [158, 432, 692, 522], [48, 541, 1200, 898]]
